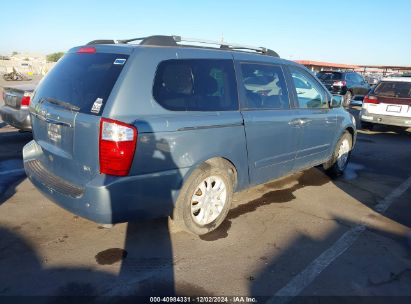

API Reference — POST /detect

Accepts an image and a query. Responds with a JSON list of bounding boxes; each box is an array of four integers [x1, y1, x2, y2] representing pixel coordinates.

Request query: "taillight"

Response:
[[77, 47, 96, 54], [99, 118, 137, 176], [21, 93, 32, 108], [333, 80, 347, 87], [363, 95, 379, 104]]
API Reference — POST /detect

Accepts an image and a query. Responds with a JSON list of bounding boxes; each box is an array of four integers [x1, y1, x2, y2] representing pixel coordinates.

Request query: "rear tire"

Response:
[[343, 91, 352, 107], [361, 121, 374, 131], [324, 132, 352, 177], [172, 162, 234, 235]]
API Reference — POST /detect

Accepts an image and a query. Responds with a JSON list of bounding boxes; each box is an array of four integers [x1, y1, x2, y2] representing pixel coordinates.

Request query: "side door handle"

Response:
[[299, 118, 311, 125], [288, 118, 311, 127], [288, 118, 302, 126]]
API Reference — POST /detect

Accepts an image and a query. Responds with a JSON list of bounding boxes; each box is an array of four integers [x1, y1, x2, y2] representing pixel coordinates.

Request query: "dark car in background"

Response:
[[317, 71, 370, 107], [0, 84, 36, 131], [364, 75, 381, 87]]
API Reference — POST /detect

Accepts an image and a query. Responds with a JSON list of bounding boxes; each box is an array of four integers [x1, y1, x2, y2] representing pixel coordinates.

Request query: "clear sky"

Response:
[[1, 0, 410, 65]]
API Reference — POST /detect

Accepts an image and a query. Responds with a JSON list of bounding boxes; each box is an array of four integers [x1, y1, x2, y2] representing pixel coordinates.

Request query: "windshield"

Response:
[[33, 52, 128, 115], [317, 72, 343, 81], [374, 81, 411, 98]]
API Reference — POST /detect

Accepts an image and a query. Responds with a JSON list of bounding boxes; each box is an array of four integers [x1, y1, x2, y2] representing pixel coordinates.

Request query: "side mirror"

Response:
[[329, 95, 343, 108]]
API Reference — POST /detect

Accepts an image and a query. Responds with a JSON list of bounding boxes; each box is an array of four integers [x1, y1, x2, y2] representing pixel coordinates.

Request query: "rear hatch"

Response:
[[3, 84, 35, 110], [29, 46, 131, 185], [365, 80, 411, 117], [317, 72, 343, 91]]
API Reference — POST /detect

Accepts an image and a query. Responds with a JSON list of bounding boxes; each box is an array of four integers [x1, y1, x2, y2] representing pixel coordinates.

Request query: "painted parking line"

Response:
[[0, 168, 26, 176], [268, 174, 411, 304]]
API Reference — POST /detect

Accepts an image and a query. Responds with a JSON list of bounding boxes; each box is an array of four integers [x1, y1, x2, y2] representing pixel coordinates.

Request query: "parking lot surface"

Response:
[[0, 99, 410, 301]]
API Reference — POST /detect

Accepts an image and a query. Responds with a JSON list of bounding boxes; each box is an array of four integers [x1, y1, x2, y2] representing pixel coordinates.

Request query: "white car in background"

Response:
[[360, 77, 411, 131]]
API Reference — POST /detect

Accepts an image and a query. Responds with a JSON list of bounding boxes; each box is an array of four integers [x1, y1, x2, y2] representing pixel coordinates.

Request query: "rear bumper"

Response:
[[23, 140, 187, 224], [360, 110, 411, 128], [0, 106, 31, 131]]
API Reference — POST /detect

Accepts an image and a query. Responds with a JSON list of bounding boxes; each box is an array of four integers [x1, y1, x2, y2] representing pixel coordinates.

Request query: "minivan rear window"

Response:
[[153, 59, 238, 111], [33, 52, 128, 115], [374, 81, 411, 98], [317, 72, 343, 81]]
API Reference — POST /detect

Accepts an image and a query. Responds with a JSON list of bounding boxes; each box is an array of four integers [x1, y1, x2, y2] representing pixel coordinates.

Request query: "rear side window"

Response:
[[374, 81, 411, 98], [317, 72, 342, 81], [153, 59, 238, 111], [239, 63, 290, 110], [353, 73, 365, 83], [34, 52, 128, 115], [346, 73, 362, 83]]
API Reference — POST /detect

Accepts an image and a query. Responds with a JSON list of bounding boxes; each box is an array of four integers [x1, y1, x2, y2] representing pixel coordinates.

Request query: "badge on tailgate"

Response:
[[47, 123, 62, 142]]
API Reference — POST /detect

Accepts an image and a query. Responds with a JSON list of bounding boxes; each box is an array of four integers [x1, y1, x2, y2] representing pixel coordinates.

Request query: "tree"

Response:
[[12, 51, 18, 56], [46, 52, 65, 62]]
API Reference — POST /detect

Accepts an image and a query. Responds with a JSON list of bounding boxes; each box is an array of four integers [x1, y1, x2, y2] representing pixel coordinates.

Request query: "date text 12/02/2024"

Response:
[[149, 296, 257, 303]]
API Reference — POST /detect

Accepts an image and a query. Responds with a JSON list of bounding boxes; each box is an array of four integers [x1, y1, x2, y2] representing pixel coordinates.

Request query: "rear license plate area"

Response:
[[386, 105, 402, 113], [5, 95, 17, 107]]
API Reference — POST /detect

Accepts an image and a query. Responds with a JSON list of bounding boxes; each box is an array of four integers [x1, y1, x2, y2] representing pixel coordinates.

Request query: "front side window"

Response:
[[240, 63, 290, 110], [290, 67, 327, 109], [153, 59, 237, 111]]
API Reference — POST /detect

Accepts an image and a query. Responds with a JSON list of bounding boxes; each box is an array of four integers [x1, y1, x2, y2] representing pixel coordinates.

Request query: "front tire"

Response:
[[324, 132, 352, 177], [172, 162, 234, 235]]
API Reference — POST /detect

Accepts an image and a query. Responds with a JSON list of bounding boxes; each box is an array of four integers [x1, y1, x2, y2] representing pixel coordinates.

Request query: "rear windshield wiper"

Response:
[[42, 97, 80, 112]]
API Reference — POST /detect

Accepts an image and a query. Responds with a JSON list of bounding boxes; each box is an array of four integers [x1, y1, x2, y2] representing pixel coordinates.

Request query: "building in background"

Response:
[[296, 60, 411, 77], [0, 52, 55, 76], [295, 60, 358, 73]]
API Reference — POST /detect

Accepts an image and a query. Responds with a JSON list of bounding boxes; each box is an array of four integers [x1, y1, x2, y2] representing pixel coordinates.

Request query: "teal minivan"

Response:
[[23, 35, 356, 235]]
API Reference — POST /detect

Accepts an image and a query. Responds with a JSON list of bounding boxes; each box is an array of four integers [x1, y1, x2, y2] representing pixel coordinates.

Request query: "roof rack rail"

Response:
[[86, 35, 279, 57], [173, 36, 278, 57], [87, 39, 118, 45]]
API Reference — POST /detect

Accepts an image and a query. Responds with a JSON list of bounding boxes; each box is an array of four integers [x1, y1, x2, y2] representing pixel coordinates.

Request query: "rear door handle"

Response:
[[31, 112, 73, 127], [45, 118, 72, 128]]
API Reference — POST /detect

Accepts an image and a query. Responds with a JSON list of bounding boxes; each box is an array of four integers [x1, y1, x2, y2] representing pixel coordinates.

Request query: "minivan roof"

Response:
[[82, 35, 280, 58], [69, 43, 298, 69]]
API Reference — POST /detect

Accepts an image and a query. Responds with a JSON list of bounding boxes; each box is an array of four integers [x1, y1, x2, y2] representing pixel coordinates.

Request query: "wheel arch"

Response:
[[204, 157, 238, 190], [345, 126, 356, 147], [180, 156, 239, 193]]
